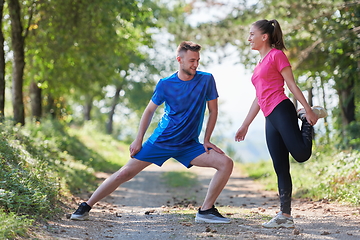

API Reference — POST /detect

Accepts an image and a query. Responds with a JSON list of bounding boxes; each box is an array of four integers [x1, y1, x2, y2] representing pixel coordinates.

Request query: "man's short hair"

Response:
[[176, 41, 201, 57]]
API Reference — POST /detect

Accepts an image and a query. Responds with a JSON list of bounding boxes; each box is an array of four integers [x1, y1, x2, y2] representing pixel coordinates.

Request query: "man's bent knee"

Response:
[[215, 154, 234, 172], [223, 156, 234, 172]]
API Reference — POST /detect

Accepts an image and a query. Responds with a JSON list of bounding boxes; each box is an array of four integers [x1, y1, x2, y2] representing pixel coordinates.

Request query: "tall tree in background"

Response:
[[7, 0, 25, 125], [0, 0, 5, 121], [7, 0, 36, 125]]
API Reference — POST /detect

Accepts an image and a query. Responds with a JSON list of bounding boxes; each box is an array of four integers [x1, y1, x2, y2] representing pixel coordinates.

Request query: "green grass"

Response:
[[162, 170, 199, 187], [0, 210, 32, 239], [238, 160, 276, 191], [67, 121, 129, 172]]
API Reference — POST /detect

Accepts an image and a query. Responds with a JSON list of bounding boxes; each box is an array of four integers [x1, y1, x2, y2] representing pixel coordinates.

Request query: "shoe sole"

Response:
[[195, 217, 230, 224], [297, 106, 327, 118], [70, 215, 89, 221], [262, 222, 295, 228], [312, 106, 328, 118], [262, 225, 295, 229]]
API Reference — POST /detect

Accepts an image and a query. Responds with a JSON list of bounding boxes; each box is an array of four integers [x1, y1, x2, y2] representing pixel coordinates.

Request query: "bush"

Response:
[[303, 150, 360, 204], [0, 128, 60, 218], [0, 209, 32, 239], [0, 119, 129, 238]]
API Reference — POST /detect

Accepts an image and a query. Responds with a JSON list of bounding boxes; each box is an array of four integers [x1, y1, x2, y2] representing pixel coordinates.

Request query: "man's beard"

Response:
[[182, 68, 195, 76]]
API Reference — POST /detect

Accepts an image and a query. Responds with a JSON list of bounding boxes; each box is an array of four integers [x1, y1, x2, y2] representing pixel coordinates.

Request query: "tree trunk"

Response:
[[0, 0, 5, 121], [83, 95, 93, 121], [46, 94, 56, 119], [319, 77, 330, 143], [106, 85, 122, 134], [8, 0, 25, 125], [307, 87, 313, 107], [30, 80, 42, 122], [339, 88, 355, 126], [337, 81, 355, 140]]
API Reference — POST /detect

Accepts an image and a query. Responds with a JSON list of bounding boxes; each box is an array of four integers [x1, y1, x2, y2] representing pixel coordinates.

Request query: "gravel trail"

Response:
[[38, 161, 360, 240]]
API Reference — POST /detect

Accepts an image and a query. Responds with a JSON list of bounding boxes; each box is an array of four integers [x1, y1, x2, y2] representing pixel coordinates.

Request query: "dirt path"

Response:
[[39, 161, 360, 240]]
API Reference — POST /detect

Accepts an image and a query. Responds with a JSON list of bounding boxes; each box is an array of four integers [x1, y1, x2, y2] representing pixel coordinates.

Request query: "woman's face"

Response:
[[248, 25, 266, 50]]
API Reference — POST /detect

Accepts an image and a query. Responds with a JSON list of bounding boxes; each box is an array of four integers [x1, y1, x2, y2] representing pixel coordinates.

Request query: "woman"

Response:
[[235, 19, 327, 228]]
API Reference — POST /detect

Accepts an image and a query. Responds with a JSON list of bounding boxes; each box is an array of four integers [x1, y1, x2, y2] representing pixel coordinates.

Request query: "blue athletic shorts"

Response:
[[133, 141, 206, 168]]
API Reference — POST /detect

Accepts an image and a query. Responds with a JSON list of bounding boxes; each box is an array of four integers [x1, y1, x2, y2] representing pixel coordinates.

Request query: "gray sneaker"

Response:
[[262, 212, 295, 228], [70, 202, 91, 221], [195, 206, 230, 224], [297, 106, 327, 120], [311, 106, 328, 118]]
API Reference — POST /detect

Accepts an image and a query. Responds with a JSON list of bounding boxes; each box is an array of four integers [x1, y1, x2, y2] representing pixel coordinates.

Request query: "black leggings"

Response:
[[265, 99, 313, 215]]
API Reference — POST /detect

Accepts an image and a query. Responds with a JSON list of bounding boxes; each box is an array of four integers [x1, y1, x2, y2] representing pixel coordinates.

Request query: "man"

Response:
[[70, 41, 233, 224]]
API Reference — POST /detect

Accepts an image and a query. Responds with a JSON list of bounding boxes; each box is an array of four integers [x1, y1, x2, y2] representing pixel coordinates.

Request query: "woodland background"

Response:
[[0, 0, 359, 238], [1, 0, 358, 148]]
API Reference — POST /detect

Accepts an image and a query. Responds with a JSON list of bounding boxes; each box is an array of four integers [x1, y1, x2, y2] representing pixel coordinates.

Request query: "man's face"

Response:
[[178, 50, 200, 76]]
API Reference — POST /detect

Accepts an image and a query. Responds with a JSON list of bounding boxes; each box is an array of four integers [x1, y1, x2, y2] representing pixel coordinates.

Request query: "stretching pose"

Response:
[[235, 19, 327, 228], [71, 41, 233, 224]]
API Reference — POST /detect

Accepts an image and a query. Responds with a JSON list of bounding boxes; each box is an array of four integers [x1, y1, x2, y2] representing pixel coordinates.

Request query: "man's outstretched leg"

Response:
[[70, 158, 152, 220], [190, 149, 233, 223]]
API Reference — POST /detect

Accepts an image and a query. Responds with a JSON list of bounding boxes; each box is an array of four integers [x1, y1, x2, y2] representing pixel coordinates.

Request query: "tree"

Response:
[[0, 0, 5, 121], [25, 0, 164, 124], [7, 0, 31, 125]]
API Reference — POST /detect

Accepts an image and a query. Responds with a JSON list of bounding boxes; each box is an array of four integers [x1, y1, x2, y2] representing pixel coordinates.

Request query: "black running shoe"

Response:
[[70, 202, 91, 221], [301, 119, 314, 142], [195, 206, 230, 223]]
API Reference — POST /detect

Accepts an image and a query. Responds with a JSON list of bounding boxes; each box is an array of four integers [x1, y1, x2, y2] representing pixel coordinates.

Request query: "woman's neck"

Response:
[[259, 47, 273, 62]]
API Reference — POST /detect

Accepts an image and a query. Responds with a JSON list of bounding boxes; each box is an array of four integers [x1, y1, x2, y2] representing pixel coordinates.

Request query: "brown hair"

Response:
[[253, 19, 287, 51], [176, 41, 201, 57]]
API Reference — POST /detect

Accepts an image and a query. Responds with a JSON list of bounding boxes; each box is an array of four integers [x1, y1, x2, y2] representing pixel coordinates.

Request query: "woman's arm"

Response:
[[281, 66, 318, 125], [235, 97, 260, 142]]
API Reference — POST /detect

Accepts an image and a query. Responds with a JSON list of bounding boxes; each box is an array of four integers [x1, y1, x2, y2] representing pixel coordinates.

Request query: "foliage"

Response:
[[0, 0, 185, 127], [296, 149, 360, 205], [18, 0, 179, 124], [67, 121, 129, 172], [0, 119, 129, 238], [0, 209, 32, 239], [0, 123, 60, 218]]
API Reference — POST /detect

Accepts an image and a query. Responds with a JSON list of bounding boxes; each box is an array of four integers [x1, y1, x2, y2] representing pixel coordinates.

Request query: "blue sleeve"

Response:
[[206, 74, 219, 101], [151, 80, 165, 106]]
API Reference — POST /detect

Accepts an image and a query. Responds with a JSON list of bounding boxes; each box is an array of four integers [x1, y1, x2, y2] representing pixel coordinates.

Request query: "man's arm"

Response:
[[129, 100, 158, 157], [203, 98, 224, 154]]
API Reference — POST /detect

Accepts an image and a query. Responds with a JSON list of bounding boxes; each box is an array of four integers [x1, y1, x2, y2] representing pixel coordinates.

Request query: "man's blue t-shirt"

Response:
[[147, 71, 219, 150]]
